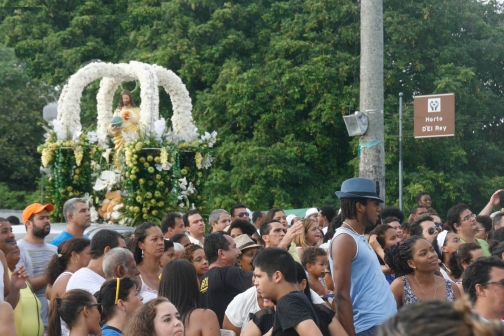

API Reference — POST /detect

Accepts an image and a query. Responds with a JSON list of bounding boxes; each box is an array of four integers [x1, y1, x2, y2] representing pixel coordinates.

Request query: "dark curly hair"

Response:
[[371, 224, 394, 249], [204, 231, 230, 265], [409, 215, 434, 237], [380, 207, 405, 224], [490, 241, 504, 260], [476, 215, 492, 234], [448, 243, 481, 279], [463, 257, 504, 304], [415, 191, 430, 204], [384, 236, 426, 277], [492, 227, 504, 243], [181, 244, 203, 263], [446, 204, 470, 233], [228, 219, 257, 237], [301, 246, 327, 269]]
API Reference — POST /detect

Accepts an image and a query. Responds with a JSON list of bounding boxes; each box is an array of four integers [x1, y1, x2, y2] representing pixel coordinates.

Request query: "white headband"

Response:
[[436, 230, 449, 256]]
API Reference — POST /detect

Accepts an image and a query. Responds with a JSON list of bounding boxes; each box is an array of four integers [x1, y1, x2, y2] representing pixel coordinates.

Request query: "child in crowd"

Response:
[[302, 247, 329, 297]]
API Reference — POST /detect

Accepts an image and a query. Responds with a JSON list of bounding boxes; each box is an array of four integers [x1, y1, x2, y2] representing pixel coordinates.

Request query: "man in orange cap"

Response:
[[17, 203, 57, 331]]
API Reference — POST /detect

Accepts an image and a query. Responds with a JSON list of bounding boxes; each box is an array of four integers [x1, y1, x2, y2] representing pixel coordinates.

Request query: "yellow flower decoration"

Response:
[[160, 148, 168, 169], [41, 148, 53, 167], [74, 149, 84, 166], [195, 152, 203, 169]]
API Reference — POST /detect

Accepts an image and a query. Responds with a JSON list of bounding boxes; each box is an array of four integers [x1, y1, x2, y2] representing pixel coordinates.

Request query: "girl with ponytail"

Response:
[[47, 289, 102, 336], [45, 238, 91, 301], [96, 277, 143, 336]]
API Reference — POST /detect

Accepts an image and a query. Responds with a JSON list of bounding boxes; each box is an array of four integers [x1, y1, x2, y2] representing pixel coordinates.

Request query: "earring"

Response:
[[141, 249, 144, 257], [412, 266, 416, 269]]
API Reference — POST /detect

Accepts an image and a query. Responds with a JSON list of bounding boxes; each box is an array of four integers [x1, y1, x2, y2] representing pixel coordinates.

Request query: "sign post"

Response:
[[414, 93, 455, 138]]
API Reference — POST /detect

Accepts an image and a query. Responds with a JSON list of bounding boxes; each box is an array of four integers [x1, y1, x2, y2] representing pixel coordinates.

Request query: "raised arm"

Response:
[[331, 234, 357, 336], [479, 189, 504, 216], [279, 221, 303, 250]]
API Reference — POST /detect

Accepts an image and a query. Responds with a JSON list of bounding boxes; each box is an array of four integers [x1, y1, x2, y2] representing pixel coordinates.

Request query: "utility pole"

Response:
[[358, 0, 386, 204]]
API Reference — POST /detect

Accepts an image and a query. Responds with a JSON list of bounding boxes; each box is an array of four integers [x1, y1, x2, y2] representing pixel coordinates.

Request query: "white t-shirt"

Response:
[[66, 267, 105, 294], [225, 287, 261, 331], [224, 286, 324, 331], [188, 235, 203, 246]]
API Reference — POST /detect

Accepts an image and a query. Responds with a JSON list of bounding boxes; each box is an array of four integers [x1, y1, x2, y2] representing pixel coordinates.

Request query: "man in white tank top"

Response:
[[330, 178, 397, 336]]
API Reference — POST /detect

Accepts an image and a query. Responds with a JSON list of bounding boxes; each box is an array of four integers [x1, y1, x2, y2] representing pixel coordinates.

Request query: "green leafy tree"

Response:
[[2, 0, 504, 216], [0, 47, 46, 191]]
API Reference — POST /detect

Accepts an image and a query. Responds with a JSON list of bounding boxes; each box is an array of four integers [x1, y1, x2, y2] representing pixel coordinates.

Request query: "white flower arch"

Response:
[[58, 61, 197, 142]]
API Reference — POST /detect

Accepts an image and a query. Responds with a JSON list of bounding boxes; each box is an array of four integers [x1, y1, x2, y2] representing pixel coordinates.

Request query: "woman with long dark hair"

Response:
[[96, 277, 143, 335], [133, 222, 164, 302], [385, 236, 461, 309], [158, 259, 220, 336], [46, 238, 91, 301], [47, 289, 102, 336]]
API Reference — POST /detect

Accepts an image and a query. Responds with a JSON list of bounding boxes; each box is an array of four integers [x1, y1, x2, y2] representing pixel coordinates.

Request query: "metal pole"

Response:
[[40, 168, 44, 203], [399, 93, 403, 212]]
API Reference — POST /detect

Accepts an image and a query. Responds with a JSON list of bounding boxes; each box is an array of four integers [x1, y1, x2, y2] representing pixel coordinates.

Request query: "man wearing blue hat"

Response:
[[329, 178, 397, 336]]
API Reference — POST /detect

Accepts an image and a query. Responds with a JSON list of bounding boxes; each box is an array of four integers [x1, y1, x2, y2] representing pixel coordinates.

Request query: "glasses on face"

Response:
[[434, 222, 443, 228], [427, 227, 437, 235], [461, 213, 476, 222], [483, 279, 504, 288], [78, 303, 103, 315], [237, 212, 249, 218]]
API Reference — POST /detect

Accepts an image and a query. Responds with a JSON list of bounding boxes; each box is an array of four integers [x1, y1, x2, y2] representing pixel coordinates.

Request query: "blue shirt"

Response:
[[329, 228, 397, 333], [102, 324, 122, 336], [50, 231, 89, 247]]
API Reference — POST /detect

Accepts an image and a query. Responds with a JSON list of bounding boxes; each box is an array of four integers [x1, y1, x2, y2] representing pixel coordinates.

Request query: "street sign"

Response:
[[414, 93, 455, 138]]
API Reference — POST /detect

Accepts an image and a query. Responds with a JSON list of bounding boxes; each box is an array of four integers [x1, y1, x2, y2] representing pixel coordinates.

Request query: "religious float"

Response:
[[38, 61, 217, 226]]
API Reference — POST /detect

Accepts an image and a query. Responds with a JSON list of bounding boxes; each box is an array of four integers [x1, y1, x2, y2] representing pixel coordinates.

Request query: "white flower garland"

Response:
[[151, 64, 198, 141], [58, 62, 159, 141], [96, 63, 197, 142]]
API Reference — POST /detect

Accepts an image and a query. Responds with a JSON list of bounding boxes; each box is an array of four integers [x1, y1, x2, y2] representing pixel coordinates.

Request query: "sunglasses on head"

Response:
[[237, 212, 249, 218]]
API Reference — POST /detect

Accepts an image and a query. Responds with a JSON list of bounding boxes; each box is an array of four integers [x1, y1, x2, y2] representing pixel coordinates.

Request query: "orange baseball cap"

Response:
[[22, 203, 55, 222]]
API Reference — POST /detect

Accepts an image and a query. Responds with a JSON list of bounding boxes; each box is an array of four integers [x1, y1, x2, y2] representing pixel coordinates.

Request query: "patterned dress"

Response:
[[402, 275, 454, 306]]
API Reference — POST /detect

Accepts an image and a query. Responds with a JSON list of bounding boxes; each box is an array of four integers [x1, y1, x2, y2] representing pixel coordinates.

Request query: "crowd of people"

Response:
[[1, 177, 504, 336]]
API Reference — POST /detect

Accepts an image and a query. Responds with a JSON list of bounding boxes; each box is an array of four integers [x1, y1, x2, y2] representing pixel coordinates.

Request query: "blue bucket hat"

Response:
[[335, 177, 383, 203]]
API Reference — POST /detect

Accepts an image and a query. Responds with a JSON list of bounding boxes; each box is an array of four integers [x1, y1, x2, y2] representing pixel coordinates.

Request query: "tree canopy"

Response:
[[1, 0, 503, 216]]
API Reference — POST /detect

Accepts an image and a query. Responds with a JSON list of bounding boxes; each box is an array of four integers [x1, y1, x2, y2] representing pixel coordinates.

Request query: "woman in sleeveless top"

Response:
[[385, 236, 461, 309], [45, 238, 91, 301], [133, 222, 164, 302]]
